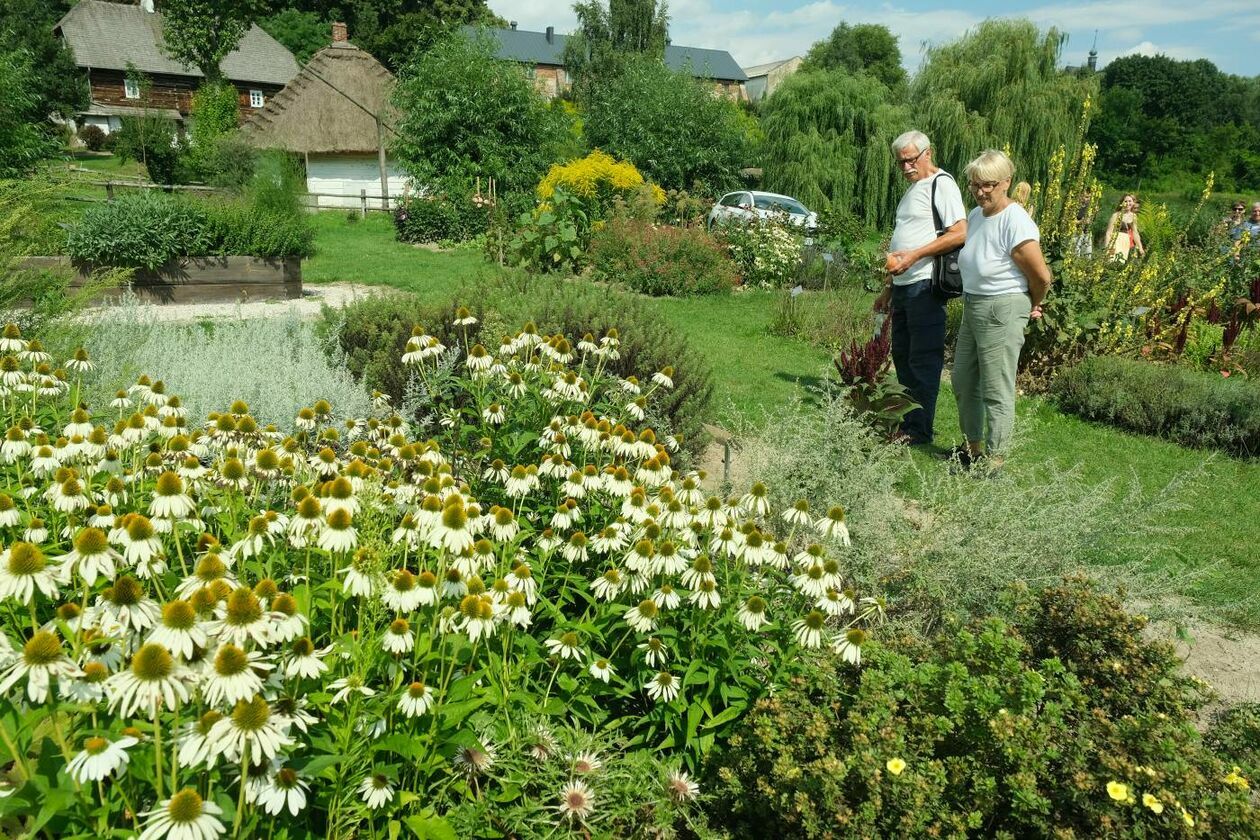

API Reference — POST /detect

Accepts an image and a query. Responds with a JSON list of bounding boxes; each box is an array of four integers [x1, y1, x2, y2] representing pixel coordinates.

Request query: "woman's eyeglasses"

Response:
[[968, 180, 1001, 193]]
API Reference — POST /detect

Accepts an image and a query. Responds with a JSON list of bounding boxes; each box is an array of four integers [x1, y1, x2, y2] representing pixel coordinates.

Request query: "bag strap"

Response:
[[929, 171, 952, 236]]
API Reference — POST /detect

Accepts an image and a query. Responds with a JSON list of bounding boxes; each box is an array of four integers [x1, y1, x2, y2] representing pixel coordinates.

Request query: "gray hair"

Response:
[[964, 149, 1015, 184], [891, 130, 930, 156]]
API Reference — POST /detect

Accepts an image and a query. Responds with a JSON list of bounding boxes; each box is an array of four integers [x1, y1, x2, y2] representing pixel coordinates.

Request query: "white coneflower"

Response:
[[481, 403, 506, 425], [503, 464, 539, 498], [266, 592, 305, 644], [0, 630, 81, 704], [328, 674, 376, 705], [791, 563, 829, 600], [503, 589, 531, 628], [97, 575, 161, 633], [653, 583, 681, 610], [782, 498, 812, 527], [203, 643, 271, 708], [679, 554, 716, 590], [0, 493, 19, 528], [815, 505, 851, 546], [205, 695, 292, 767], [0, 324, 26, 353], [544, 631, 584, 661], [792, 610, 828, 649], [688, 579, 721, 610], [833, 627, 866, 665], [1, 427, 30, 463], [204, 587, 273, 648], [318, 508, 358, 554], [557, 780, 596, 822], [337, 553, 375, 598], [818, 588, 856, 617], [60, 659, 109, 704], [56, 527, 120, 587], [652, 366, 674, 389], [380, 568, 424, 612], [458, 594, 497, 643], [486, 505, 518, 542], [590, 568, 624, 602], [174, 553, 235, 600], [29, 445, 59, 478], [588, 658, 614, 683], [149, 471, 196, 520], [176, 710, 224, 769], [644, 670, 681, 703], [104, 642, 191, 717], [21, 516, 46, 543], [138, 788, 226, 840], [665, 769, 700, 802], [433, 499, 476, 554], [117, 514, 165, 577], [287, 495, 322, 548], [382, 618, 414, 655], [0, 542, 60, 604], [359, 773, 395, 809], [283, 637, 330, 680], [147, 600, 207, 660], [256, 765, 310, 817], [738, 481, 771, 517], [67, 735, 137, 783], [397, 680, 434, 718], [229, 515, 275, 562], [638, 637, 669, 668], [737, 596, 770, 631]]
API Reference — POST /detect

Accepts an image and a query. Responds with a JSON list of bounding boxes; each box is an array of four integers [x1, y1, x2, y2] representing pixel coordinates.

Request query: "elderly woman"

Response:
[[950, 150, 1052, 468]]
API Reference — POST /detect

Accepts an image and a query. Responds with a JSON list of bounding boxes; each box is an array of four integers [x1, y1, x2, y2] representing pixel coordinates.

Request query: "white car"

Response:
[[707, 190, 819, 236]]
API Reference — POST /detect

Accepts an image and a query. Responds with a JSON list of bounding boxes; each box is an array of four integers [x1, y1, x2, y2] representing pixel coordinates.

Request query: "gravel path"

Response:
[[81, 282, 389, 322]]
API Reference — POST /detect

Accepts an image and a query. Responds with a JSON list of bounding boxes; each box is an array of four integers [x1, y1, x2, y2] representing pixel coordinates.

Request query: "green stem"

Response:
[[233, 742, 250, 837], [0, 719, 30, 782], [151, 700, 164, 802]]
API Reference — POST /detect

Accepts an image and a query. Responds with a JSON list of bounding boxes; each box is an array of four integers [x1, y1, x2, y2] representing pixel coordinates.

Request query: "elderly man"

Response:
[[874, 130, 967, 447]]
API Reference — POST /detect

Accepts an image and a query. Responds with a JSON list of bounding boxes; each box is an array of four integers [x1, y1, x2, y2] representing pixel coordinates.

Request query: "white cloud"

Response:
[[1113, 40, 1207, 62]]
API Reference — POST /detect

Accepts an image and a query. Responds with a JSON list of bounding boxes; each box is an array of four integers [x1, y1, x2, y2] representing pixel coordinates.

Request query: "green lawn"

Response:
[[305, 212, 1260, 628]]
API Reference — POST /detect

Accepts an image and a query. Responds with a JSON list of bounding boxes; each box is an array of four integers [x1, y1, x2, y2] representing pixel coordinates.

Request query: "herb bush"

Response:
[[589, 217, 738, 297], [327, 272, 716, 458], [769, 285, 876, 350], [1052, 355, 1260, 456], [0, 319, 875, 837], [707, 577, 1259, 839], [76, 124, 107, 152], [392, 192, 492, 245], [66, 188, 314, 268]]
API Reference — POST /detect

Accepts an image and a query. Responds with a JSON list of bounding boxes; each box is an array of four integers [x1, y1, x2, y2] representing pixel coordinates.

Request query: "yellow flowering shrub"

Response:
[[537, 150, 666, 216]]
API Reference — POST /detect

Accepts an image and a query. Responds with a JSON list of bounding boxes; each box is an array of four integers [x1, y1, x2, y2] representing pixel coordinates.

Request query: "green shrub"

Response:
[[392, 192, 491, 244], [706, 578, 1260, 839], [1205, 703, 1260, 780], [717, 218, 804, 288], [1052, 355, 1260, 456], [507, 188, 590, 274], [111, 114, 185, 185], [769, 285, 873, 349], [327, 272, 715, 458], [66, 191, 211, 269], [76, 123, 106, 152], [201, 198, 314, 259], [589, 217, 737, 296]]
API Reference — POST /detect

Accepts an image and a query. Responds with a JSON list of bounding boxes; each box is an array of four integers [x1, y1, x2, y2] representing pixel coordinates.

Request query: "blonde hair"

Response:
[[964, 149, 1015, 184], [1011, 181, 1031, 206]]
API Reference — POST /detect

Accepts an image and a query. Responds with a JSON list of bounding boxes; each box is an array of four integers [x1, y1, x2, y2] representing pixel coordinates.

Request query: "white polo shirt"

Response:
[[958, 203, 1040, 296], [888, 171, 966, 286]]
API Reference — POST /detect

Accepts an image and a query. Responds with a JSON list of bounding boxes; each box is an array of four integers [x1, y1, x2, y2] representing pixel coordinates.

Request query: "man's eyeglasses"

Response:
[[968, 180, 1001, 193], [896, 149, 927, 167]]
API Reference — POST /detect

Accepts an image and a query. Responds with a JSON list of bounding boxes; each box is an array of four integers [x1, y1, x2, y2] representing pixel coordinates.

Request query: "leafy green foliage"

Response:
[[707, 578, 1260, 838], [257, 8, 329, 64], [0, 0, 88, 121], [1205, 704, 1260, 780], [76, 124, 108, 152], [581, 55, 747, 192], [506, 189, 590, 275], [589, 216, 738, 296], [392, 32, 567, 194], [158, 0, 255, 81], [563, 0, 669, 99], [66, 192, 212, 269], [1051, 355, 1260, 456], [1091, 54, 1260, 192], [909, 20, 1098, 198], [392, 193, 492, 244], [760, 69, 909, 227], [0, 51, 55, 178], [110, 115, 185, 185], [187, 82, 253, 185], [800, 21, 907, 95]]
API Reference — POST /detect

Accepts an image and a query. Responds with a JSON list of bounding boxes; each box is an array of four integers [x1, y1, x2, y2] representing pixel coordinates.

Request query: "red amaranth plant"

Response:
[[832, 318, 919, 440]]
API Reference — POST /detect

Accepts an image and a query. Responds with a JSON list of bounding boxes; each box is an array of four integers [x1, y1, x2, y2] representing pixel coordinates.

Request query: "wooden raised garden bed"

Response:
[[24, 256, 302, 304]]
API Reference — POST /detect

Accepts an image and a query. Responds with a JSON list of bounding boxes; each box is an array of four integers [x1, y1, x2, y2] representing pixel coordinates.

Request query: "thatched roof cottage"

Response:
[[242, 23, 406, 210]]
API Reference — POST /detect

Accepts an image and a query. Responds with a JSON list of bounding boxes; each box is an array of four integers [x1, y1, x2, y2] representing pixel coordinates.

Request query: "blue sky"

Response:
[[489, 0, 1259, 76]]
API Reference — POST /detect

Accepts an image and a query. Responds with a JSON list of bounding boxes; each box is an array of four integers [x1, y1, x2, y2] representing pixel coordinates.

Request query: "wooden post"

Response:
[[376, 116, 389, 211], [105, 181, 115, 202], [360, 189, 368, 218]]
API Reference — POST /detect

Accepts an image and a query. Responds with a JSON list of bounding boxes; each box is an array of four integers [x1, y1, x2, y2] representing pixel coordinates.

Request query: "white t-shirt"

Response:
[[888, 171, 966, 286], [958, 203, 1040, 295]]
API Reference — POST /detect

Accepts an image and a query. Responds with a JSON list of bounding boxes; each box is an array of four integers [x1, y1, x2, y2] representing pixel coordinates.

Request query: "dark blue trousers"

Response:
[[890, 278, 946, 445]]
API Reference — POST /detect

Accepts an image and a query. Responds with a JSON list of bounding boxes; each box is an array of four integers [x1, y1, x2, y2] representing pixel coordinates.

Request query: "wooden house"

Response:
[[54, 0, 299, 135], [241, 24, 407, 210], [464, 23, 749, 100]]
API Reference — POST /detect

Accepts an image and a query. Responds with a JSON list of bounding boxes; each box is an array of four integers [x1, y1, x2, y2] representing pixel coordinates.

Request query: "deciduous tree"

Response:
[[159, 0, 259, 83], [800, 22, 906, 95]]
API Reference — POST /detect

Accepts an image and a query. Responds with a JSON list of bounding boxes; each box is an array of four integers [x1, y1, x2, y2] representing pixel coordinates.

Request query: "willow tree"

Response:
[[910, 20, 1098, 191], [760, 70, 909, 227]]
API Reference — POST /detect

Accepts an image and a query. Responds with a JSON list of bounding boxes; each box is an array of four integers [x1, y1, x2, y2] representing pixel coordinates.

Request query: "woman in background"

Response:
[[1105, 194, 1145, 260]]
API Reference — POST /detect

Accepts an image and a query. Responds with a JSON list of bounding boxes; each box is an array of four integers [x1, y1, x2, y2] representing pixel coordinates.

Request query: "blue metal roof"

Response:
[[461, 25, 747, 82]]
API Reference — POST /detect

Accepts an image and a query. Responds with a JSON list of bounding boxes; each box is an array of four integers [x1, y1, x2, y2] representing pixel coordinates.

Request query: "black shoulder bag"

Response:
[[930, 172, 964, 299]]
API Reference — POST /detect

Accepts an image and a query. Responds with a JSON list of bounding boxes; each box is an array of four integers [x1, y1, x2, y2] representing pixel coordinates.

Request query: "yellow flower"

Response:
[[1180, 806, 1194, 827], [885, 757, 906, 776], [1223, 766, 1250, 790], [1106, 780, 1129, 802], [1142, 793, 1164, 814]]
